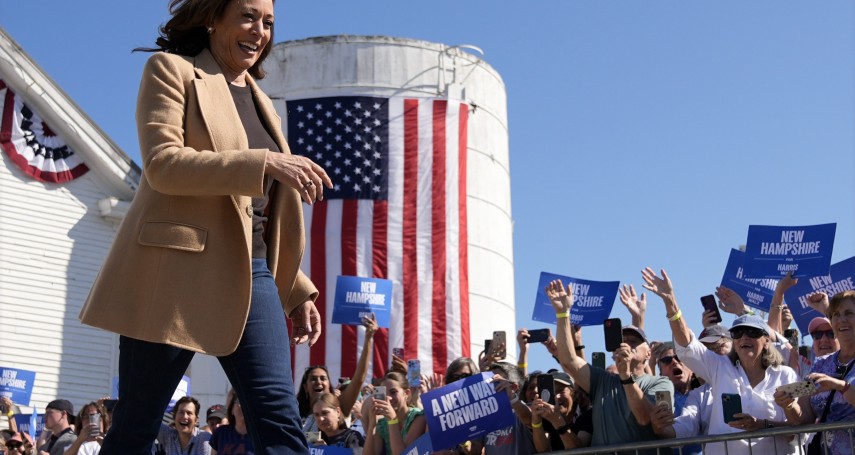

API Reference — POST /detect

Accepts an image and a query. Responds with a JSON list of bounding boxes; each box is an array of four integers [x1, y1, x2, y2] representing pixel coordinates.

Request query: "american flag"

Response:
[[286, 96, 471, 383]]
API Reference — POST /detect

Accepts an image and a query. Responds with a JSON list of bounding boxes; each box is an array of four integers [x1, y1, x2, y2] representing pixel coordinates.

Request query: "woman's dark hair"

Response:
[[135, 0, 274, 79], [74, 402, 108, 436], [298, 366, 331, 418]]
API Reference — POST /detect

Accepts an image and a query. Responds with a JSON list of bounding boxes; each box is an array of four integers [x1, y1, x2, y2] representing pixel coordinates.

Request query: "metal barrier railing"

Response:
[[544, 420, 855, 455]]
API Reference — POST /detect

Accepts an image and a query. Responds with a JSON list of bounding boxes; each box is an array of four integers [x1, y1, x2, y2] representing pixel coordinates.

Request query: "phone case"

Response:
[[604, 318, 623, 352], [392, 347, 405, 358], [701, 295, 722, 323], [655, 391, 672, 409], [721, 393, 742, 423], [407, 359, 421, 387], [493, 331, 507, 358], [777, 381, 819, 398], [592, 352, 606, 370], [373, 386, 386, 401], [527, 329, 550, 344], [537, 375, 555, 405]]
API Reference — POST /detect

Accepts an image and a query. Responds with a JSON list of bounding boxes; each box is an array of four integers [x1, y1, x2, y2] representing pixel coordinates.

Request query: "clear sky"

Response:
[[2, 1, 853, 374]]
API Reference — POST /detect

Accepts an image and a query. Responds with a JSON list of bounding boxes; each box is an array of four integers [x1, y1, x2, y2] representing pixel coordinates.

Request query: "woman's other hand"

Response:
[[289, 300, 322, 346]]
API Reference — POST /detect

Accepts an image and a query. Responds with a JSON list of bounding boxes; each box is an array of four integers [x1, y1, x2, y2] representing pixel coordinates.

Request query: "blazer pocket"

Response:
[[138, 221, 207, 252]]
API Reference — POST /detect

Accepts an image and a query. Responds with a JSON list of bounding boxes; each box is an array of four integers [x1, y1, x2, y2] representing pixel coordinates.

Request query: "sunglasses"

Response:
[[6, 443, 23, 450], [730, 327, 765, 339], [811, 330, 835, 341], [447, 372, 472, 382], [658, 355, 680, 366]]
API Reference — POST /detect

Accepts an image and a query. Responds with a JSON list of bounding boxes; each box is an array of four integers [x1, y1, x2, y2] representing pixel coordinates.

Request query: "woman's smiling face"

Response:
[[209, 0, 274, 83]]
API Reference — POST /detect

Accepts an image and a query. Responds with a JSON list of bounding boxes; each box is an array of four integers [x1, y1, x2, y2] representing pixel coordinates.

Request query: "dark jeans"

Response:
[[100, 258, 308, 455]]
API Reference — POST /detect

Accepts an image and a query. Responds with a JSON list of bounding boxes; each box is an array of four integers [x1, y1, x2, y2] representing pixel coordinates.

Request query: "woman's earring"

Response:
[[207, 26, 214, 34]]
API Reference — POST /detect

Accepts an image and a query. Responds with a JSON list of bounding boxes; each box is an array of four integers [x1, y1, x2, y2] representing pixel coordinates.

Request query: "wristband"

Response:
[[620, 376, 635, 385], [575, 345, 585, 351], [517, 363, 527, 368], [555, 312, 569, 319], [388, 418, 399, 425], [668, 310, 682, 322], [531, 421, 543, 429], [742, 309, 756, 316]]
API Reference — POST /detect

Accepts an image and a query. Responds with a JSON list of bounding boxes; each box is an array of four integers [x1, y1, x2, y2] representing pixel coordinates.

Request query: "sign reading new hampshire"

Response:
[[785, 256, 855, 335], [0, 367, 35, 405], [331, 276, 392, 328], [743, 223, 836, 278], [532, 272, 619, 326], [720, 249, 778, 312]]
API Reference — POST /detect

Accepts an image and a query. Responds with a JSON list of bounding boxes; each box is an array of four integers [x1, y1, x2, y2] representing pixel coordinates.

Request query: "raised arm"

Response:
[[641, 268, 690, 347], [340, 313, 379, 416], [517, 329, 530, 376], [768, 272, 798, 334], [546, 280, 591, 393]]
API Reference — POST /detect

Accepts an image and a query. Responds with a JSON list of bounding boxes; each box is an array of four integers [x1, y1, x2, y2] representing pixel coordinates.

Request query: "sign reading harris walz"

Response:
[[422, 372, 515, 450], [785, 256, 855, 335], [331, 276, 392, 328], [532, 272, 619, 326], [720, 249, 778, 312], [743, 223, 836, 278]]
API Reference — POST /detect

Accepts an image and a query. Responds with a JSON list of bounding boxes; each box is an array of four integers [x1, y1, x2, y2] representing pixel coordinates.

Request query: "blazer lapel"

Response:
[[192, 49, 248, 153]]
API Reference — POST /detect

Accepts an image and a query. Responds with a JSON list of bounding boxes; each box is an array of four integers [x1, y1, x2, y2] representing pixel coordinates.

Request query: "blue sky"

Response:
[[2, 1, 853, 373]]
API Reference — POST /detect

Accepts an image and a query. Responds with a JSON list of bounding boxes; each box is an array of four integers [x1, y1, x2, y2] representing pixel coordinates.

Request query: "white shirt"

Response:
[[673, 383, 713, 439], [675, 333, 800, 455]]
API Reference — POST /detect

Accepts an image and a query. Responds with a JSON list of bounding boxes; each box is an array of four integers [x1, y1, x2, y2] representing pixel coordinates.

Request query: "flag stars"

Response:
[[297, 121, 305, 129], [354, 118, 363, 126], [344, 109, 352, 117], [353, 183, 361, 192], [373, 102, 381, 110], [345, 126, 353, 133], [307, 113, 314, 119], [296, 105, 304, 112], [362, 175, 371, 184], [334, 134, 342, 142], [354, 101, 362, 109], [325, 160, 332, 167], [363, 159, 372, 167], [307, 128, 314, 136], [334, 183, 341, 191], [335, 118, 343, 125], [343, 175, 351, 182], [307, 145, 314, 152], [363, 126, 372, 133], [344, 143, 352, 150], [297, 138, 304, 145], [373, 151, 381, 159], [363, 110, 371, 117], [373, 168, 382, 176], [315, 103, 322, 110], [344, 158, 352, 166], [325, 127, 332, 135], [363, 143, 371, 150], [334, 102, 342, 109], [325, 111, 332, 118], [373, 185, 381, 192], [373, 119, 381, 127], [315, 152, 323, 160], [354, 167, 362, 175], [334, 151, 342, 158], [325, 144, 332, 151], [334, 167, 341, 174], [373, 135, 381, 143]]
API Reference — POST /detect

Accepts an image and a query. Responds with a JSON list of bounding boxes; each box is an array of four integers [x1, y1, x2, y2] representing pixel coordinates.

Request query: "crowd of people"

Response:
[[3, 269, 854, 454]]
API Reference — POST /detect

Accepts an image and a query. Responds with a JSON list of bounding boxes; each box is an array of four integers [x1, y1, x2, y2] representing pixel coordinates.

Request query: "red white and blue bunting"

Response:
[[0, 80, 88, 183]]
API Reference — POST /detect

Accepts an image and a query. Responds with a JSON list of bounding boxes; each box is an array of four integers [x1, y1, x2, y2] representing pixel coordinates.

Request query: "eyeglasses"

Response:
[[447, 372, 472, 382], [730, 327, 765, 339], [811, 330, 835, 341], [658, 355, 680, 366]]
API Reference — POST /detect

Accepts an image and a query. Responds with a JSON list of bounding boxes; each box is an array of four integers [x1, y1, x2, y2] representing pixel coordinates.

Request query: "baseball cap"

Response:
[[551, 371, 574, 387], [622, 325, 648, 344], [730, 314, 769, 336], [699, 324, 730, 343], [206, 404, 226, 420], [46, 399, 74, 415], [5, 432, 33, 446], [808, 317, 832, 334]]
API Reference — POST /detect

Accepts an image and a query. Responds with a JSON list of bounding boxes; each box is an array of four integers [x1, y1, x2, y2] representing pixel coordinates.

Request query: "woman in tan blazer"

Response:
[[79, 1, 330, 454]]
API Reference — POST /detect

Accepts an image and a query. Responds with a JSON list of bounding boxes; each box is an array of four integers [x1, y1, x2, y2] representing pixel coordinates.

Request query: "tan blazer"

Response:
[[79, 49, 318, 356]]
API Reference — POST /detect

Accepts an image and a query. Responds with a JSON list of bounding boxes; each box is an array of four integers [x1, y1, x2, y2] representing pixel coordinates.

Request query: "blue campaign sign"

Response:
[[402, 434, 433, 455], [13, 413, 44, 439], [331, 276, 392, 328], [309, 446, 352, 455], [720, 249, 778, 312], [532, 272, 619, 326], [785, 256, 855, 334], [422, 372, 515, 450], [743, 223, 836, 278], [0, 367, 36, 405]]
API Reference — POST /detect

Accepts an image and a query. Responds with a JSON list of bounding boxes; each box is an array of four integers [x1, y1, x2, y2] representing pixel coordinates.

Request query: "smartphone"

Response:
[[527, 328, 550, 344], [536, 374, 555, 405], [492, 331, 507, 359], [721, 393, 742, 423], [655, 391, 673, 410], [604, 318, 623, 352], [88, 413, 101, 437], [592, 352, 606, 370], [407, 359, 421, 388], [799, 345, 810, 358], [373, 386, 387, 402], [305, 431, 321, 444], [392, 347, 405, 359], [484, 339, 492, 355], [701, 295, 722, 324], [784, 329, 799, 347]]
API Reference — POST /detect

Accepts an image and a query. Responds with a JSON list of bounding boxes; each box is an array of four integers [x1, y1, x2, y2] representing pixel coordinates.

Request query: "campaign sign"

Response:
[[785, 256, 855, 334], [422, 372, 514, 450], [720, 249, 778, 312], [331, 276, 392, 328], [309, 446, 352, 455], [0, 367, 36, 405], [743, 223, 836, 278], [402, 434, 433, 455], [13, 413, 44, 439], [532, 272, 619, 326]]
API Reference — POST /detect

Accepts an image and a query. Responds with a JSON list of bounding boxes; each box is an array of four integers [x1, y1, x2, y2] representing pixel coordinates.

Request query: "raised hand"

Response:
[[715, 286, 747, 316], [641, 268, 675, 301], [776, 272, 799, 294], [618, 284, 647, 320], [545, 279, 573, 312], [807, 292, 830, 316]]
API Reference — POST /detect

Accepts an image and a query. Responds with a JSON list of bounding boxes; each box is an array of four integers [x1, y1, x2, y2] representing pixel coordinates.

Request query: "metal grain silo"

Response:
[[259, 35, 513, 379]]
